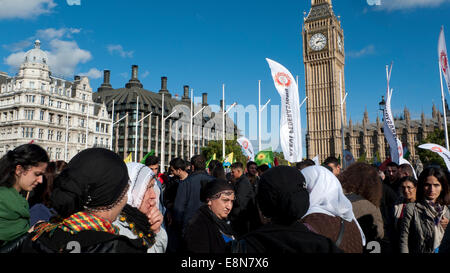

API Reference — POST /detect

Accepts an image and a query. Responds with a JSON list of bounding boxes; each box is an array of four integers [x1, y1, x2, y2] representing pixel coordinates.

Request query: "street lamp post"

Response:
[[161, 93, 177, 174], [190, 106, 206, 159], [339, 71, 348, 169], [258, 80, 270, 152], [378, 96, 386, 121], [222, 84, 237, 160], [134, 96, 139, 162]]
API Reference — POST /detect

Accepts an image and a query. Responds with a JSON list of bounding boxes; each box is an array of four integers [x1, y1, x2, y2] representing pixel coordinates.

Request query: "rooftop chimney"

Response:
[[74, 75, 81, 81], [181, 85, 191, 103], [159, 76, 171, 98], [98, 70, 113, 92], [202, 93, 208, 107], [125, 65, 143, 89]]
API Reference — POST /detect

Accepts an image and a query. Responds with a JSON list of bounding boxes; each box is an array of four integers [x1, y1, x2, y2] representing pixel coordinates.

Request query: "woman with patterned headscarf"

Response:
[[6, 148, 148, 253], [114, 162, 167, 253]]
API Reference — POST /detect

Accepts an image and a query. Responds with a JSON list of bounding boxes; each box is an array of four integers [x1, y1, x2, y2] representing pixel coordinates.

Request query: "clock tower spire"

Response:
[[303, 1, 346, 162]]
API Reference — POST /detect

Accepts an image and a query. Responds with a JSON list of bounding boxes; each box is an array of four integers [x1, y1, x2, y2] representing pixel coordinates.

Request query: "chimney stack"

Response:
[[125, 65, 143, 89], [98, 70, 113, 92], [158, 76, 171, 98], [202, 93, 208, 107], [181, 85, 190, 103]]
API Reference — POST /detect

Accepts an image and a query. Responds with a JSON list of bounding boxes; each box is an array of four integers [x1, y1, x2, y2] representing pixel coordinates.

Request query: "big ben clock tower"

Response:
[[303, 0, 346, 162]]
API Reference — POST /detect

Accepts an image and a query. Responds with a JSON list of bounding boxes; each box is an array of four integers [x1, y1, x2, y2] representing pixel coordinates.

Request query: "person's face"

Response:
[[327, 163, 341, 176], [424, 175, 442, 203], [231, 168, 242, 179], [208, 192, 235, 220], [386, 166, 398, 181], [398, 169, 411, 179], [139, 178, 157, 215], [148, 164, 159, 175], [170, 166, 180, 178], [248, 164, 258, 176], [401, 180, 417, 202], [14, 162, 48, 192]]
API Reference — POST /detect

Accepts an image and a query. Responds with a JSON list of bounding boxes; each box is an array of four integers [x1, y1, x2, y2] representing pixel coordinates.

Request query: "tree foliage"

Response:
[[416, 128, 446, 169], [201, 138, 246, 165]]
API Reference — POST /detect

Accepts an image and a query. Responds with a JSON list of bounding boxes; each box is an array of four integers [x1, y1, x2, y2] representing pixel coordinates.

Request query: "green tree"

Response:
[[417, 128, 446, 168], [273, 151, 290, 166], [201, 137, 246, 165]]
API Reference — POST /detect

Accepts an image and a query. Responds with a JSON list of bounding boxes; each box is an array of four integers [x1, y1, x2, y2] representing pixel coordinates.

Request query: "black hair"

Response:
[[296, 159, 315, 170], [246, 161, 257, 169], [0, 144, 49, 188], [145, 155, 160, 167], [398, 176, 418, 188], [231, 162, 244, 170], [386, 162, 399, 168], [417, 166, 449, 206], [169, 157, 186, 171], [256, 164, 270, 173], [191, 155, 206, 171], [323, 156, 339, 166], [208, 160, 220, 172]]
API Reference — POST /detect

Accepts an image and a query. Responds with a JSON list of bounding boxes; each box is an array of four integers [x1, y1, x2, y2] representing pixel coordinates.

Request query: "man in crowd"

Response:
[[145, 155, 165, 216], [246, 161, 259, 193], [230, 162, 261, 237], [172, 155, 214, 236], [323, 156, 341, 176]]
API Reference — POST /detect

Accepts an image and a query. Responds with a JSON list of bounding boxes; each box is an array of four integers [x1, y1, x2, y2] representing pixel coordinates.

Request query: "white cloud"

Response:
[[142, 70, 150, 78], [79, 68, 102, 79], [376, 0, 450, 11], [348, 45, 375, 58], [4, 39, 92, 78], [36, 28, 82, 40], [107, 44, 134, 58], [0, 0, 57, 20], [67, 0, 81, 6]]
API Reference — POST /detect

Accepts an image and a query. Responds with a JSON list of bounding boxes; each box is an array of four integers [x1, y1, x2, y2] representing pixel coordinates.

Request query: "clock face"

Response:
[[309, 33, 327, 51], [338, 35, 343, 52]]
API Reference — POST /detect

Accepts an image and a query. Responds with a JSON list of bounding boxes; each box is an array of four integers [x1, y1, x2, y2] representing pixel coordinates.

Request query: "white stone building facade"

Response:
[[0, 40, 112, 161]]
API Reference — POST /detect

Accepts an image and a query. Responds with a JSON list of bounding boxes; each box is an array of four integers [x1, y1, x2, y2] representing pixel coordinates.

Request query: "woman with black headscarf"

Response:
[[183, 178, 236, 253], [234, 166, 342, 253], [5, 148, 148, 253]]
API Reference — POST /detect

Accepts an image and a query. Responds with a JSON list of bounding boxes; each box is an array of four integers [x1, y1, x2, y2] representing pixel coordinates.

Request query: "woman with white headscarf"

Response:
[[300, 166, 366, 253], [113, 162, 168, 253]]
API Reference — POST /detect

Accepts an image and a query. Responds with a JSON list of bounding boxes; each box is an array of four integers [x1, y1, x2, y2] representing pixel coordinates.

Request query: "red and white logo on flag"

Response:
[[242, 140, 248, 149], [432, 146, 443, 153], [275, 72, 292, 87], [441, 51, 449, 74]]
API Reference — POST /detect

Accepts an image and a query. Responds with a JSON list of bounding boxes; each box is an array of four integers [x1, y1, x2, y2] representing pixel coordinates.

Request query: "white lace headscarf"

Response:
[[301, 165, 366, 246], [126, 162, 155, 208]]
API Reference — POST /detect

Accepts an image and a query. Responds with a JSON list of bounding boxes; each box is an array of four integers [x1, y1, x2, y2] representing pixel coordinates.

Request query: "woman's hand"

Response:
[[147, 206, 163, 234], [441, 217, 449, 230]]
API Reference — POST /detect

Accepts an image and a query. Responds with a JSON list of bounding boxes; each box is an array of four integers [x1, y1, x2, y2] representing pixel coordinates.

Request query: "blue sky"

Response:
[[1, 0, 450, 152]]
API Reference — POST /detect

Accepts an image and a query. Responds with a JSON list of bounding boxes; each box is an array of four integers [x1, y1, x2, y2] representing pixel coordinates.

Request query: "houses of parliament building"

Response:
[[303, 0, 445, 164]]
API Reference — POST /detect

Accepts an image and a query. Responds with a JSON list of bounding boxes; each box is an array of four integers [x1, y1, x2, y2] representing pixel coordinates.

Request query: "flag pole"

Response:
[[440, 59, 450, 150]]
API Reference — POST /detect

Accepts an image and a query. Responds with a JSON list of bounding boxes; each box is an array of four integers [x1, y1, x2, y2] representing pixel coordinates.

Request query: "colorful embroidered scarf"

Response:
[[32, 212, 118, 241]]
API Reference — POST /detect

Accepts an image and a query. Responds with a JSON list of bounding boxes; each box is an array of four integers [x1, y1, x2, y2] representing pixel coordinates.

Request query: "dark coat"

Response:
[[172, 171, 214, 234], [183, 205, 233, 253], [233, 221, 343, 253], [229, 175, 261, 237], [1, 228, 147, 253]]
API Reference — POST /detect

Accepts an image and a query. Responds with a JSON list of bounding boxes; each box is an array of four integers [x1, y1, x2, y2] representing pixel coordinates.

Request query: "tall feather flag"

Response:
[[439, 26, 450, 96], [383, 63, 403, 164], [124, 153, 133, 163], [266, 58, 303, 163], [237, 137, 255, 162]]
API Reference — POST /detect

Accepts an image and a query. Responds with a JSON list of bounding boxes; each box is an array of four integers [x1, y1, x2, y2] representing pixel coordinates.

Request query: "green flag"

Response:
[[255, 149, 274, 166], [205, 153, 216, 169], [140, 150, 155, 164]]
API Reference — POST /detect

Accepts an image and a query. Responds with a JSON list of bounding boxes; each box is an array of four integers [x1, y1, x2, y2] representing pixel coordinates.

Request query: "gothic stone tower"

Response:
[[303, 0, 346, 162]]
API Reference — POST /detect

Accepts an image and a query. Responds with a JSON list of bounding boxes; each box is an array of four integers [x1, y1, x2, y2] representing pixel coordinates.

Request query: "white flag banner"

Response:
[[383, 65, 402, 164], [439, 27, 450, 95], [312, 155, 320, 166], [237, 137, 255, 161], [343, 150, 355, 167], [266, 58, 303, 163], [418, 143, 450, 172]]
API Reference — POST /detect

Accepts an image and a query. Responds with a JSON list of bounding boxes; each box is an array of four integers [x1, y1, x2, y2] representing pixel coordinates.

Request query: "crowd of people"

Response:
[[0, 143, 449, 254]]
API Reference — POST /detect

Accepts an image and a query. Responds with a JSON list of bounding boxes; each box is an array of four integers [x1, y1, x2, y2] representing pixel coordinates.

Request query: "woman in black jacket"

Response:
[[183, 178, 236, 253], [3, 148, 147, 253]]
